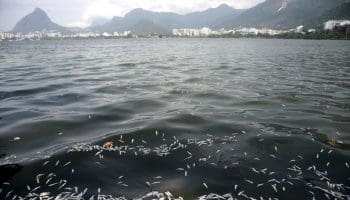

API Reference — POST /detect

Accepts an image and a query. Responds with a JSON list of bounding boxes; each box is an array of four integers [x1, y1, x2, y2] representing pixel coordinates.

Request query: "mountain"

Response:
[[305, 2, 350, 28], [326, 2, 350, 19], [222, 0, 345, 29], [94, 4, 244, 33], [12, 8, 68, 33], [321, 2, 350, 20], [95, 8, 180, 33], [90, 17, 111, 27], [11, 2, 349, 35], [182, 4, 244, 28], [130, 20, 169, 35]]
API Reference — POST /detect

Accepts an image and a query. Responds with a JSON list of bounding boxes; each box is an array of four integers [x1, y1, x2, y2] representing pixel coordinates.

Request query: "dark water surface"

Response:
[[0, 38, 349, 199]]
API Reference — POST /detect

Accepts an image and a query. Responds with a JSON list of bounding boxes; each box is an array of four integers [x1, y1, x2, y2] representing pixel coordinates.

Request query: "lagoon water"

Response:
[[0, 38, 349, 199]]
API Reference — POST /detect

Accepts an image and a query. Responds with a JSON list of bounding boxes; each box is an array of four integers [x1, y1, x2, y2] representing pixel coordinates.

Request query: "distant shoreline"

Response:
[[1, 35, 349, 42]]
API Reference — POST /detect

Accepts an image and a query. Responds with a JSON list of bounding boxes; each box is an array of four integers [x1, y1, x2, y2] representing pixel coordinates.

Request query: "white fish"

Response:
[[58, 182, 66, 190], [63, 161, 71, 167], [45, 177, 52, 184], [43, 161, 50, 166], [145, 181, 151, 187], [203, 182, 208, 189], [32, 186, 40, 192], [49, 182, 58, 187], [271, 184, 278, 192], [36, 174, 44, 184]]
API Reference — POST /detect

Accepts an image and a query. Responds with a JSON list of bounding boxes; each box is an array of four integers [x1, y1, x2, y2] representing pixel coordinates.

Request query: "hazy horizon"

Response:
[[0, 0, 265, 31]]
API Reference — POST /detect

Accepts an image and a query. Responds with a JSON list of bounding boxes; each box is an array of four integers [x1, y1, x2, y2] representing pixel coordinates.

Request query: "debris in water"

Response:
[[103, 141, 114, 148], [10, 137, 21, 142]]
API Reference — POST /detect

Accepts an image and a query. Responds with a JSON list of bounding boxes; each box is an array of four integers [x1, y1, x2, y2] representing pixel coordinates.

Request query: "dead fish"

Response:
[[203, 182, 208, 189], [145, 181, 151, 188], [103, 141, 114, 148], [10, 137, 21, 142], [272, 184, 278, 192]]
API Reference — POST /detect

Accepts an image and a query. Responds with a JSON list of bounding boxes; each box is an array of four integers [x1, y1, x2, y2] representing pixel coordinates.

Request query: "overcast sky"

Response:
[[0, 0, 265, 31]]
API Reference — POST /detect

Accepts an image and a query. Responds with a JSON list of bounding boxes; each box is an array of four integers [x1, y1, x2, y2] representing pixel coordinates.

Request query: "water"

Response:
[[0, 38, 349, 199]]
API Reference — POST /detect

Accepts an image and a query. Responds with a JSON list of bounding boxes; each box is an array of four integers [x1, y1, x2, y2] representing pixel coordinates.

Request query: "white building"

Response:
[[46, 32, 61, 38], [123, 31, 131, 37], [200, 27, 212, 36], [296, 25, 304, 33], [102, 32, 112, 37], [324, 20, 350, 30], [237, 28, 258, 35], [0, 32, 16, 40]]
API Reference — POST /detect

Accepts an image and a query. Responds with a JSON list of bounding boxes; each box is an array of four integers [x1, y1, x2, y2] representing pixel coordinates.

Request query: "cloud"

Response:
[[0, 0, 265, 30]]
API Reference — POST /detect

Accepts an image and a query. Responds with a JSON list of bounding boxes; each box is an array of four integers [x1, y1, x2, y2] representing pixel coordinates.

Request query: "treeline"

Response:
[[259, 31, 349, 40], [207, 28, 350, 40]]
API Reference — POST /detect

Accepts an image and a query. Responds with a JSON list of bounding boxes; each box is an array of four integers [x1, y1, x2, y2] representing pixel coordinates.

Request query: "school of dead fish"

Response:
[[0, 130, 349, 200]]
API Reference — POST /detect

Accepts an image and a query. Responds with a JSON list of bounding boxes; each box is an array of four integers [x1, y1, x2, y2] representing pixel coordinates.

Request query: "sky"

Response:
[[0, 0, 265, 31]]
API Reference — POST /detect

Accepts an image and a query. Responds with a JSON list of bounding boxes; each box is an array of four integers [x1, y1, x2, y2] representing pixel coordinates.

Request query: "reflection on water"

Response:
[[0, 38, 349, 199]]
